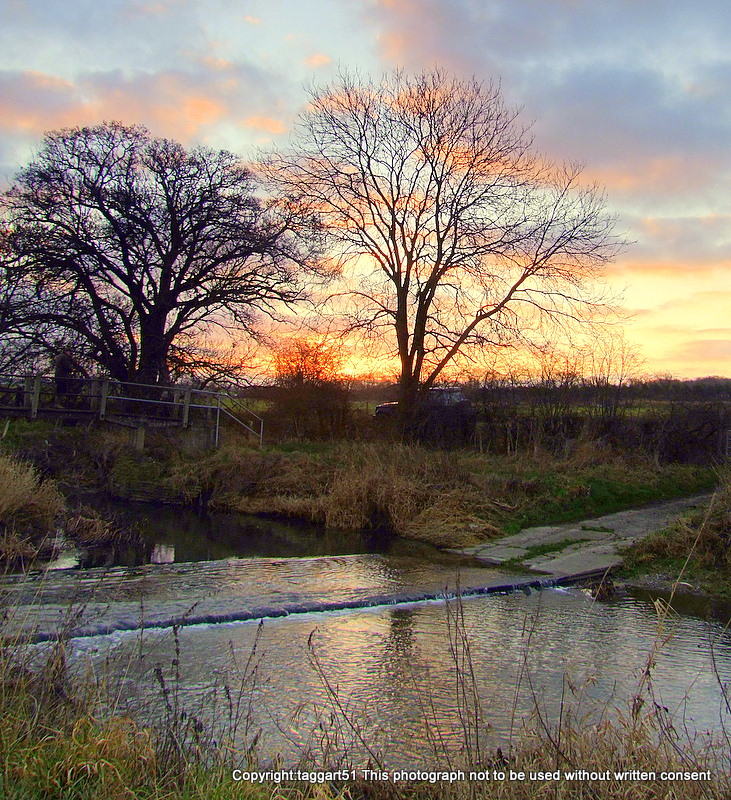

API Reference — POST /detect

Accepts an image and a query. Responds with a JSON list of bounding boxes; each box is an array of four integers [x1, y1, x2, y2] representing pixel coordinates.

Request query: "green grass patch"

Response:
[[499, 462, 715, 535], [502, 538, 590, 567], [619, 476, 731, 599]]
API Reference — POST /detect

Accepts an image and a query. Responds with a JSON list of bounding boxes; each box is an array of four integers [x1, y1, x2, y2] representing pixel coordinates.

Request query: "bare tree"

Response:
[[263, 69, 623, 428], [2, 122, 316, 384], [271, 336, 350, 439]]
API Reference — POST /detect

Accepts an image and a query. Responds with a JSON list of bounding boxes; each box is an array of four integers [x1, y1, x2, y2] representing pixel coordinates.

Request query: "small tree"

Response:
[[271, 337, 350, 438], [2, 122, 314, 384], [264, 69, 623, 429]]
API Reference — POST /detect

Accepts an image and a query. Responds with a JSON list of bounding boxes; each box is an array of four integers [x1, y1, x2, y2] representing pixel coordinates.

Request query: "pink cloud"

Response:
[[0, 71, 85, 135], [244, 115, 287, 135], [304, 53, 331, 68]]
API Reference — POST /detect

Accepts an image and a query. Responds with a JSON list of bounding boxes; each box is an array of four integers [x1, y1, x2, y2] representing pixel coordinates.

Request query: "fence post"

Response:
[[30, 374, 41, 419], [23, 376, 33, 412], [182, 388, 192, 428], [89, 379, 99, 412], [215, 396, 221, 448], [99, 380, 109, 420]]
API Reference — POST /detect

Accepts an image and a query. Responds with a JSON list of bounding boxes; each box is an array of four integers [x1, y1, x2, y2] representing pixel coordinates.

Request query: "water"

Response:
[[64, 586, 731, 768], [2, 549, 531, 639], [11, 548, 731, 769], [44, 503, 403, 570]]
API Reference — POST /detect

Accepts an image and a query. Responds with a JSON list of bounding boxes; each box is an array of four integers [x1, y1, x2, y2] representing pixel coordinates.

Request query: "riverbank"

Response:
[[0, 420, 716, 559], [619, 475, 731, 600], [455, 493, 712, 579], [1, 423, 729, 798]]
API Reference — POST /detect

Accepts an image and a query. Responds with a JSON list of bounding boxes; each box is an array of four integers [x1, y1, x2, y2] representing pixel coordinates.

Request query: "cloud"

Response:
[[611, 214, 731, 274], [244, 115, 287, 135], [0, 57, 293, 179], [675, 339, 731, 361], [305, 53, 332, 68], [0, 70, 83, 134], [359, 0, 731, 209]]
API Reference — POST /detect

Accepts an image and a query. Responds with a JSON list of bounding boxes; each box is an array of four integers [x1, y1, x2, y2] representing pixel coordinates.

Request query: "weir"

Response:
[[58, 575, 731, 769], [1, 552, 561, 643]]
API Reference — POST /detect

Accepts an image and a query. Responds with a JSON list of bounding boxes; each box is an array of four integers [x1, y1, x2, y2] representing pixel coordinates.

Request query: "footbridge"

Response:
[[0, 373, 263, 448]]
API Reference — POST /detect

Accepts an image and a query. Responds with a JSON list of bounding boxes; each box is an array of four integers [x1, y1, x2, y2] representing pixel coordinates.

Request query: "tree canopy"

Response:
[[1, 121, 314, 384], [263, 69, 624, 422]]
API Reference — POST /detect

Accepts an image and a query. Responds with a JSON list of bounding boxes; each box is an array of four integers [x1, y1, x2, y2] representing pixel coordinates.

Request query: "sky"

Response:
[[1, 0, 729, 379]]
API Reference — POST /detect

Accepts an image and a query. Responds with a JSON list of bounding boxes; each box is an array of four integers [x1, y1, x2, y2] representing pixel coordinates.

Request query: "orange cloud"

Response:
[[616, 284, 731, 377], [199, 55, 233, 72], [86, 74, 229, 141], [125, 0, 186, 18], [607, 258, 731, 279], [244, 115, 287, 135], [0, 71, 86, 135], [305, 53, 331, 68], [584, 155, 717, 197]]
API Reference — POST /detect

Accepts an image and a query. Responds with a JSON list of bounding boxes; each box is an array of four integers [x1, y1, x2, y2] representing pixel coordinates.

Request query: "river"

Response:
[[6, 509, 731, 769]]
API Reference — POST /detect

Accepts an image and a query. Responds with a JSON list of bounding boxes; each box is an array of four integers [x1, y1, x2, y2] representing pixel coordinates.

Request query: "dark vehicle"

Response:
[[375, 387, 476, 444]]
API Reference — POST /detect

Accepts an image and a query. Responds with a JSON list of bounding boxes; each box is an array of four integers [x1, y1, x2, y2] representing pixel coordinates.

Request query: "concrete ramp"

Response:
[[455, 494, 712, 579]]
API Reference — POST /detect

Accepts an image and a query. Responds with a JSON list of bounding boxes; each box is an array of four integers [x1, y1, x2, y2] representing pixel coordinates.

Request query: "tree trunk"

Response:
[[136, 312, 170, 385]]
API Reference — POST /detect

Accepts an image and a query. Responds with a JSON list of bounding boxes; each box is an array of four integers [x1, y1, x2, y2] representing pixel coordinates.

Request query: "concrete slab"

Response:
[[456, 493, 711, 580]]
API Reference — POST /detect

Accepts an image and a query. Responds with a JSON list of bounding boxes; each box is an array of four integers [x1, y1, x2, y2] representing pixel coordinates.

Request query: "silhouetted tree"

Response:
[[263, 69, 623, 430], [2, 122, 314, 384], [271, 337, 350, 438]]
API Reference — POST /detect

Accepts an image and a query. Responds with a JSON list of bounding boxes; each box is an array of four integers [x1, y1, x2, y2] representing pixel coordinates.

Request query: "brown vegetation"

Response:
[[65, 505, 143, 549], [160, 441, 713, 549], [0, 452, 64, 566], [623, 470, 731, 595]]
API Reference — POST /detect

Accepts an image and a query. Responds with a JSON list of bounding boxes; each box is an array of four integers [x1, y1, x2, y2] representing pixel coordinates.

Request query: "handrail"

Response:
[[0, 373, 263, 447]]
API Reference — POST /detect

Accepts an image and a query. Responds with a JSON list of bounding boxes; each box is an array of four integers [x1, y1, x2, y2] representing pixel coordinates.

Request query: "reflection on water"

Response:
[[70, 586, 731, 769], [1, 550, 518, 640], [45, 501, 440, 570], [13, 514, 731, 768], [150, 543, 175, 564]]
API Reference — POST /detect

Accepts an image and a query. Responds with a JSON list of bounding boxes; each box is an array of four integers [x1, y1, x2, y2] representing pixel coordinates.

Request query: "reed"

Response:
[[0, 453, 64, 567]]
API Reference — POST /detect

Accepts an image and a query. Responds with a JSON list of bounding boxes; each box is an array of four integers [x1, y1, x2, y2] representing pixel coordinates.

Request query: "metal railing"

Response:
[[0, 374, 263, 447]]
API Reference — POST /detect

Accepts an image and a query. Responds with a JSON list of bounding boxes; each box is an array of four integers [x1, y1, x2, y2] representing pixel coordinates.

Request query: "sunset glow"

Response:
[[1, 0, 729, 378]]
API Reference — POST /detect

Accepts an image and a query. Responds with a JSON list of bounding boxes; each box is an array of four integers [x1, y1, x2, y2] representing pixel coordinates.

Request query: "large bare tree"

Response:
[[263, 69, 623, 425], [2, 122, 314, 384]]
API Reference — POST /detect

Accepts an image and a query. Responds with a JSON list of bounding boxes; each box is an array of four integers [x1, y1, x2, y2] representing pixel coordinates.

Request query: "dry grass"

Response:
[[232, 443, 504, 547], [0, 453, 64, 566], [624, 470, 731, 594], [163, 442, 713, 549], [65, 505, 143, 548], [0, 452, 64, 534]]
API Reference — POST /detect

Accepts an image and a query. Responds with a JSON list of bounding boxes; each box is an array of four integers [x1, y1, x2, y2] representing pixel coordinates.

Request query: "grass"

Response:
[[503, 538, 591, 567], [0, 418, 718, 552], [214, 442, 713, 546], [0, 452, 65, 567], [621, 470, 731, 598], [497, 458, 714, 535]]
